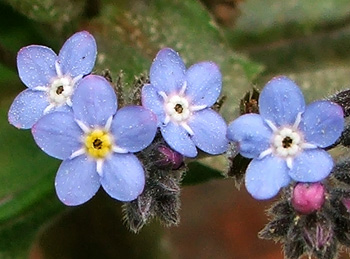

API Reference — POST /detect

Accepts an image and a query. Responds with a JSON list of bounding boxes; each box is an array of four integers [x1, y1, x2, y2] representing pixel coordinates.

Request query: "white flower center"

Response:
[[259, 113, 317, 169], [48, 76, 74, 106], [33, 61, 83, 114], [157, 82, 207, 136], [164, 95, 191, 122], [272, 127, 301, 157]]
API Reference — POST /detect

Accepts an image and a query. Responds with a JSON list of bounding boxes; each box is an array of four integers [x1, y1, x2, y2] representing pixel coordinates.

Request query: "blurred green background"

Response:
[[0, 0, 350, 258]]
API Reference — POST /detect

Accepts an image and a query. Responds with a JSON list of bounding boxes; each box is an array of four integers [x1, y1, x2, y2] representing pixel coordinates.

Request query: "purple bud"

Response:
[[155, 145, 184, 170], [291, 183, 325, 214], [342, 198, 350, 211], [303, 220, 333, 251]]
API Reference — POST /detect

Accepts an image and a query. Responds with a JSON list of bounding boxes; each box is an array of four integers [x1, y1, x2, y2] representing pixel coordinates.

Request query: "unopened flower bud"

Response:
[[154, 144, 184, 170], [292, 183, 325, 214]]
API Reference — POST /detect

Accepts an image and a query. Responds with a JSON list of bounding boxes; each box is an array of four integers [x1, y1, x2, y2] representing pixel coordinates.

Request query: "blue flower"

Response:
[[142, 48, 228, 157], [9, 31, 97, 129], [227, 76, 344, 200], [32, 75, 158, 206]]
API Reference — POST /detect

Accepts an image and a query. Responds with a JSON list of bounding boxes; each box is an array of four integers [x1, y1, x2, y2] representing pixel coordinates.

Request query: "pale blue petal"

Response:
[[150, 48, 186, 93], [32, 112, 83, 160], [72, 75, 117, 127], [160, 122, 197, 157], [289, 149, 333, 182], [259, 76, 305, 127], [101, 153, 145, 202], [55, 155, 100, 206], [245, 155, 291, 200], [17, 45, 57, 89], [8, 89, 49, 129], [227, 114, 272, 158], [188, 109, 228, 155], [299, 101, 344, 148], [185, 62, 222, 107], [141, 84, 166, 126], [58, 31, 97, 77], [111, 106, 157, 152]]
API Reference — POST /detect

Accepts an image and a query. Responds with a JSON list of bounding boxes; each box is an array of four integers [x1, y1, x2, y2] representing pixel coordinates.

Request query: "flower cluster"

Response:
[[8, 30, 350, 259], [8, 32, 228, 207]]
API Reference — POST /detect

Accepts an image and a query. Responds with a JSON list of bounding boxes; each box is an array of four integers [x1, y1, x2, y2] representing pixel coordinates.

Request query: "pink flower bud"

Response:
[[292, 182, 325, 214]]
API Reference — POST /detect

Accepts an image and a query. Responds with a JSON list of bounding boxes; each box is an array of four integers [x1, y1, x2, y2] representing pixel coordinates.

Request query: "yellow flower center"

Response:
[[85, 129, 112, 158]]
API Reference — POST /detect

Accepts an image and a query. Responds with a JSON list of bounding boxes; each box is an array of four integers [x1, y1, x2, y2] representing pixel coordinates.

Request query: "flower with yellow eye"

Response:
[[32, 75, 157, 206]]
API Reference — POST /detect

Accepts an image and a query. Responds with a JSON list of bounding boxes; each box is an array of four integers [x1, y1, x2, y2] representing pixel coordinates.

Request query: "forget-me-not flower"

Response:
[[227, 76, 344, 200], [142, 48, 228, 157], [32, 75, 157, 206], [9, 31, 97, 129]]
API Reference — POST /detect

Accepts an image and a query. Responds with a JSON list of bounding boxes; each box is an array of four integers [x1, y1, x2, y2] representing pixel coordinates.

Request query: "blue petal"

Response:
[[288, 149, 333, 182], [185, 62, 222, 107], [245, 155, 291, 200], [58, 31, 97, 78], [150, 48, 186, 93], [17, 45, 57, 89], [188, 108, 228, 155], [141, 84, 166, 126], [32, 112, 83, 160], [111, 106, 157, 152], [72, 75, 117, 127], [299, 101, 344, 148], [227, 114, 272, 158], [55, 155, 100, 206], [259, 76, 306, 127], [8, 89, 49, 129], [160, 122, 197, 157], [101, 153, 145, 202]]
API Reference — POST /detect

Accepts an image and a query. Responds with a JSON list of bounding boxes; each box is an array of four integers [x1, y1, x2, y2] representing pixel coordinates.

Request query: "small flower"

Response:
[[227, 76, 344, 200], [32, 75, 157, 205], [9, 31, 97, 129], [142, 48, 228, 157]]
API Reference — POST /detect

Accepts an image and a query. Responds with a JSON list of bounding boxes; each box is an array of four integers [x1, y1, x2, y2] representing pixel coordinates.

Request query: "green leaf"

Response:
[[0, 106, 64, 257], [182, 161, 224, 185], [230, 0, 350, 46], [3, 0, 86, 25]]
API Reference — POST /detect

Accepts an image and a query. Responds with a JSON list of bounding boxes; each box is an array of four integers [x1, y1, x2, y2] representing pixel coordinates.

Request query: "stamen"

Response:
[[33, 86, 48, 92], [43, 104, 55, 115], [301, 143, 317, 149], [181, 122, 194, 135], [96, 159, 104, 176], [75, 119, 90, 133], [286, 157, 293, 169], [163, 115, 170, 125], [259, 148, 273, 159], [190, 105, 207, 112], [113, 146, 128, 154], [293, 112, 303, 129], [158, 91, 168, 101], [179, 81, 187, 95], [265, 119, 278, 132], [55, 61, 63, 77], [66, 98, 73, 107], [104, 116, 113, 131], [72, 74, 83, 85], [70, 148, 85, 159]]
